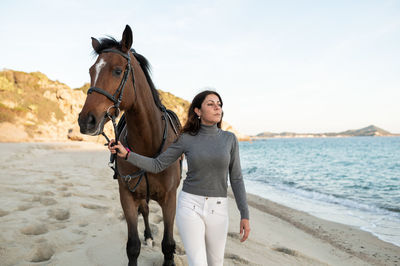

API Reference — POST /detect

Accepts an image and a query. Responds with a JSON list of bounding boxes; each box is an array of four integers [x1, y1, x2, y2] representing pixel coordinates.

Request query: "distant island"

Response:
[[254, 125, 399, 139]]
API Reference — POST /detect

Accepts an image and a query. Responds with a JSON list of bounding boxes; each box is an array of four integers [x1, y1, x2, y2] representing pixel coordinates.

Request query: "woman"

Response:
[[109, 90, 250, 266]]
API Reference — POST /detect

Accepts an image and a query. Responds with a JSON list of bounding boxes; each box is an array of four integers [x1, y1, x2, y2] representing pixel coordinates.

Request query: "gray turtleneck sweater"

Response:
[[126, 124, 249, 220]]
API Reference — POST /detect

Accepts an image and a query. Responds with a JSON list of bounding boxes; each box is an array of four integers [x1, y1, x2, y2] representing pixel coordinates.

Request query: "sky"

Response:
[[1, 0, 399, 135]]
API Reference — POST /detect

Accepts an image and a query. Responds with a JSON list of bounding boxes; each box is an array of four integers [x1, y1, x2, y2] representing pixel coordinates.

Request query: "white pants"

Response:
[[176, 191, 229, 266]]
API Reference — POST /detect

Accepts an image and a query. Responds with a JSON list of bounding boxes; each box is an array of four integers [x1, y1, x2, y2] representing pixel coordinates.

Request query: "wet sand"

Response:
[[0, 142, 399, 265]]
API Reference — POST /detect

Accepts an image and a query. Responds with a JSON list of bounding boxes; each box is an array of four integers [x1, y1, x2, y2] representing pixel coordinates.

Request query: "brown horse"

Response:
[[78, 25, 181, 266]]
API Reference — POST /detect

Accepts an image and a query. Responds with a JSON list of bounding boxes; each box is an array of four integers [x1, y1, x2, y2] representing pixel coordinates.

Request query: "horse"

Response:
[[78, 25, 181, 266]]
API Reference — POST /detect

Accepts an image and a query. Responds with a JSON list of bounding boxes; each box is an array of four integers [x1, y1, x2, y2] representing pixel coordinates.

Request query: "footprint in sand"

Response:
[[117, 211, 125, 221], [20, 224, 48, 235], [0, 209, 9, 217], [71, 229, 87, 236], [47, 208, 70, 221], [112, 209, 125, 220], [39, 191, 55, 196], [149, 205, 160, 213], [175, 242, 185, 255], [152, 214, 163, 224], [29, 195, 42, 202], [55, 224, 67, 230], [81, 203, 109, 211], [148, 223, 159, 237], [17, 204, 33, 211], [54, 172, 63, 178], [35, 237, 47, 243], [28, 241, 54, 262], [90, 194, 107, 200], [58, 174, 70, 180], [78, 221, 89, 227], [40, 191, 56, 196], [13, 188, 31, 194], [40, 198, 57, 206], [227, 231, 241, 240], [173, 255, 187, 266], [272, 246, 298, 256], [224, 253, 250, 265]]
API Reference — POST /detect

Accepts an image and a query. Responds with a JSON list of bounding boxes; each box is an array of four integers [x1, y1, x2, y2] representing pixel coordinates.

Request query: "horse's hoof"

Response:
[[145, 238, 153, 247], [162, 260, 175, 266]]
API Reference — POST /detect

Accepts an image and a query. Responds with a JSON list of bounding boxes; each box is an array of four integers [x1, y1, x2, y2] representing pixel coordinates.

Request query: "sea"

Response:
[[239, 136, 400, 247]]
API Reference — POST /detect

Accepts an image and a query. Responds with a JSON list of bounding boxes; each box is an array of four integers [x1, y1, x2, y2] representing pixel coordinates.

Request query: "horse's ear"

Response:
[[91, 37, 101, 52], [121, 25, 133, 53]]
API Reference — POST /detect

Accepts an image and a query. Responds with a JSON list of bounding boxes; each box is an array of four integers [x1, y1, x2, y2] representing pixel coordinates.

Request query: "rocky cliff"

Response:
[[0, 69, 249, 142]]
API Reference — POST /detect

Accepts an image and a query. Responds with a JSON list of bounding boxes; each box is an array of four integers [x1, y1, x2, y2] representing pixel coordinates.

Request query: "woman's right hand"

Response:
[[108, 139, 128, 159], [239, 218, 250, 242]]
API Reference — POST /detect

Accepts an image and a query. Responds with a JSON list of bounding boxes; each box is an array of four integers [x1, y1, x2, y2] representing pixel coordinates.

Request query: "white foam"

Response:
[[244, 179, 400, 247]]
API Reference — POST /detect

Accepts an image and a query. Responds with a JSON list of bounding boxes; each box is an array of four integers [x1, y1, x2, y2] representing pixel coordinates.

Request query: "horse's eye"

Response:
[[113, 68, 122, 76]]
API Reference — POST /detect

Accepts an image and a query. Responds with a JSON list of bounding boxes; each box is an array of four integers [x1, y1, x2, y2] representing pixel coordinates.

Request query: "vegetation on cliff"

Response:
[[0, 70, 66, 136]]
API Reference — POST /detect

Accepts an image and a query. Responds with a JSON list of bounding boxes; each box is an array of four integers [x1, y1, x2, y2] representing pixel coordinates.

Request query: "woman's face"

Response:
[[194, 94, 222, 126]]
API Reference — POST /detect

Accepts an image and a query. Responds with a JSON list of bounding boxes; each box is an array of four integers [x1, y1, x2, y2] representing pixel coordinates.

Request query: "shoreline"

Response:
[[243, 179, 400, 248], [235, 191, 400, 265], [0, 142, 399, 265]]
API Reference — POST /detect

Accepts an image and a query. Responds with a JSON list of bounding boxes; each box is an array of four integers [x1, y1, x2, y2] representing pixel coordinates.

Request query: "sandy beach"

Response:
[[0, 142, 399, 266]]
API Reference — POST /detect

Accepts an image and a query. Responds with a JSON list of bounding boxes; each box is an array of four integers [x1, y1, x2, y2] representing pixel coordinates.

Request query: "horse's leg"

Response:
[[119, 184, 141, 266], [160, 190, 177, 266], [138, 199, 153, 246]]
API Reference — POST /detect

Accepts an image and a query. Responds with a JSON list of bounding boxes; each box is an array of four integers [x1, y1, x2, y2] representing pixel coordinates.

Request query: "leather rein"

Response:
[[87, 48, 173, 202]]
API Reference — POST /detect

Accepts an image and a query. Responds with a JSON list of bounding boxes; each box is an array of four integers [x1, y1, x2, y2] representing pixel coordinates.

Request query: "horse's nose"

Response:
[[78, 112, 97, 133], [87, 113, 96, 128]]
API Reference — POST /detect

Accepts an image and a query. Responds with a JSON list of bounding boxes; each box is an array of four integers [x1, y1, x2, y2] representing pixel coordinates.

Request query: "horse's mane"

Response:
[[93, 37, 163, 109]]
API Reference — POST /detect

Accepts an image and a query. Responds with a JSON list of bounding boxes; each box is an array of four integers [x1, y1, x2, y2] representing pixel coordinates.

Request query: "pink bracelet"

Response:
[[124, 150, 130, 160]]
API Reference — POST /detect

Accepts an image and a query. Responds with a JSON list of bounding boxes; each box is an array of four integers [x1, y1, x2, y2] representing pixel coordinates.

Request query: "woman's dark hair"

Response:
[[181, 90, 224, 135]]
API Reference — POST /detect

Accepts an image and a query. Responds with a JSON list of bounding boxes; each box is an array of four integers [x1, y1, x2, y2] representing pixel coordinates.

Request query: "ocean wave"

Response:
[[383, 206, 400, 213], [264, 182, 400, 219], [243, 166, 258, 174]]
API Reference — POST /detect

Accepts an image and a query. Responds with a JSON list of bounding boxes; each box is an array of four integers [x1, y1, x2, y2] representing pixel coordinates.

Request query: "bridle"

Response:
[[87, 48, 174, 202], [87, 48, 138, 153], [87, 48, 135, 120]]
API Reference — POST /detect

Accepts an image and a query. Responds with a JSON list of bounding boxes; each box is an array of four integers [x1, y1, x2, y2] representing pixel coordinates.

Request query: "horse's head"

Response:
[[78, 25, 136, 135]]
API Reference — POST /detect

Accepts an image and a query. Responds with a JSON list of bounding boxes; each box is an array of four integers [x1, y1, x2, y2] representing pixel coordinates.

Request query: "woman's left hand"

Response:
[[108, 140, 128, 158], [239, 218, 250, 242]]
